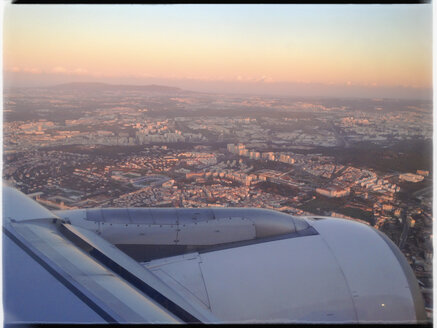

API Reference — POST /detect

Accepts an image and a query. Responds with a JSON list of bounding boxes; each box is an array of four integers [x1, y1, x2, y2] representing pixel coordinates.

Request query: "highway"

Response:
[[329, 120, 350, 148], [398, 213, 410, 249]]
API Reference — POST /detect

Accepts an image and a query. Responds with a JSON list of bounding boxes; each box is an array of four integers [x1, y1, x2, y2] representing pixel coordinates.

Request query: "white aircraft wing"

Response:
[[3, 184, 427, 324], [3, 185, 217, 324]]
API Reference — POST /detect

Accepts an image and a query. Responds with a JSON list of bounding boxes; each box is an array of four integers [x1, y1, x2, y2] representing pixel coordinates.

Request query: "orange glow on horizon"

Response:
[[2, 4, 432, 89]]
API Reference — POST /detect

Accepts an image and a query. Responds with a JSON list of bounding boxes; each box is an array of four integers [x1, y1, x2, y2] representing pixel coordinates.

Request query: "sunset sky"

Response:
[[3, 4, 433, 99]]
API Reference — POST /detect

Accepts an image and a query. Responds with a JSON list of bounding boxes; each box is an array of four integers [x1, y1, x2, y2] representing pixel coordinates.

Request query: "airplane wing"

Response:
[[2, 184, 427, 324], [3, 185, 217, 324]]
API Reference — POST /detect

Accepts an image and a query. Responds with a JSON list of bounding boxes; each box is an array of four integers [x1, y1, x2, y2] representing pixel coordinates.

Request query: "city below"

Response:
[[3, 82, 433, 316]]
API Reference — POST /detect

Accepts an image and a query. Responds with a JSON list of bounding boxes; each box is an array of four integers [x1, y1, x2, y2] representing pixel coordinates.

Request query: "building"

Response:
[[316, 186, 350, 198], [399, 173, 424, 183], [417, 170, 429, 177]]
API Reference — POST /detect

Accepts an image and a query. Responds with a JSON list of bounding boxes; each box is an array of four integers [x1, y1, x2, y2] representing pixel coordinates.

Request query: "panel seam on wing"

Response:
[[316, 234, 360, 322]]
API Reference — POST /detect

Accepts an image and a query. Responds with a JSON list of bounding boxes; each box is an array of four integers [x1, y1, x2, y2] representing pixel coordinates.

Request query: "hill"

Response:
[[52, 82, 186, 94]]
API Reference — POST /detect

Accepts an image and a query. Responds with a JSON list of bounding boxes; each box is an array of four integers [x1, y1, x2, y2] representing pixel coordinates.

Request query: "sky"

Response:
[[2, 4, 433, 99]]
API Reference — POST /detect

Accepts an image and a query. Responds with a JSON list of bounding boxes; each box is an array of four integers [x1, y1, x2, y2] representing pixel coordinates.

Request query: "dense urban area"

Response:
[[3, 83, 433, 317]]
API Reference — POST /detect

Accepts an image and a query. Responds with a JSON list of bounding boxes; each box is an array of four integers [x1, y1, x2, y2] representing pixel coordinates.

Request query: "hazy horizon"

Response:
[[3, 4, 432, 100], [3, 76, 432, 101]]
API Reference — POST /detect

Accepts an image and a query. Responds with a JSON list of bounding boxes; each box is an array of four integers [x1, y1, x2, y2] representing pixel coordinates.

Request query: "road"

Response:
[[413, 185, 433, 198], [398, 213, 410, 249], [329, 121, 350, 148]]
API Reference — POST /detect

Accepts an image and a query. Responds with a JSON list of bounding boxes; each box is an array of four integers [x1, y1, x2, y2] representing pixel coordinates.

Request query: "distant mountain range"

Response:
[[52, 82, 187, 94]]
